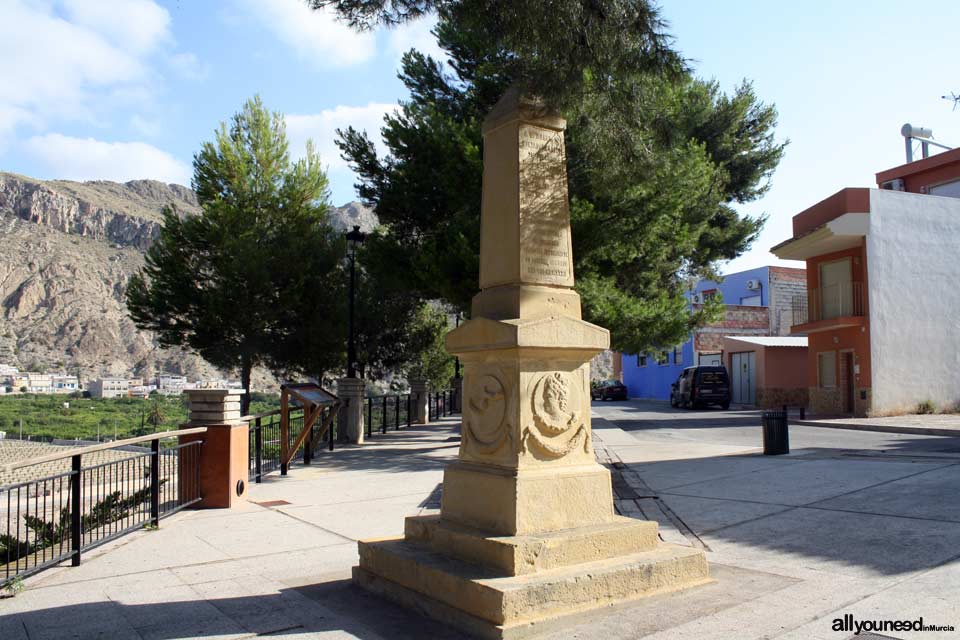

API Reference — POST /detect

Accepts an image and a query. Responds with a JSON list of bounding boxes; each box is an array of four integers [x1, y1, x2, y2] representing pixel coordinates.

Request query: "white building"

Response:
[[25, 373, 52, 394], [51, 374, 79, 394], [156, 374, 189, 396], [88, 377, 130, 399]]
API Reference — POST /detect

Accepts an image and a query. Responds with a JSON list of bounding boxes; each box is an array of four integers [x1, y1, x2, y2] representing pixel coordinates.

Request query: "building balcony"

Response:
[[791, 282, 866, 333]]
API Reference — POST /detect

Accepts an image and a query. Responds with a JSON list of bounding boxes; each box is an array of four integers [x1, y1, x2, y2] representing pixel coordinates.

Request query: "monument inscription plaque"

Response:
[[518, 126, 574, 286]]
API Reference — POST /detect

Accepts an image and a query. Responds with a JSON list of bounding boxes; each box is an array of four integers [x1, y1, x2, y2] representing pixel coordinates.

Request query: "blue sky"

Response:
[[1, 0, 958, 273]]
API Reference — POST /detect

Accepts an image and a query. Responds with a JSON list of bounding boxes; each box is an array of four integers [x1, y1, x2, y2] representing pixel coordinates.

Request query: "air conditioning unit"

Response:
[[881, 178, 905, 191], [692, 293, 704, 304], [746, 279, 761, 291]]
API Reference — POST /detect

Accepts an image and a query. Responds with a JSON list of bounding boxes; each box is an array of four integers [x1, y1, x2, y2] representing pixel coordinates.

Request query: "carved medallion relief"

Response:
[[461, 367, 515, 462], [522, 369, 590, 460]]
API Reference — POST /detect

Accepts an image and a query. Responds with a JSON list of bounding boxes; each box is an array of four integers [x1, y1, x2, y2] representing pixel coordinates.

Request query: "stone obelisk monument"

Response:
[[353, 88, 710, 639]]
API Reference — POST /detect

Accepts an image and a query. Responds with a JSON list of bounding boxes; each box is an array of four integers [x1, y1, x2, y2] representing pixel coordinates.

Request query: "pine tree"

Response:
[[126, 96, 343, 413]]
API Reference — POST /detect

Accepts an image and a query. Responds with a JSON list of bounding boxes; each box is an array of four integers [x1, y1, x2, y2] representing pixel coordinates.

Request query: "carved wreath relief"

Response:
[[523, 371, 589, 459], [462, 371, 512, 457]]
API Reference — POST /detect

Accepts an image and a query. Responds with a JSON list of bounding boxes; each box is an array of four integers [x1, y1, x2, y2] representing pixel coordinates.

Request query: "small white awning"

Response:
[[771, 213, 869, 260], [723, 336, 808, 348]]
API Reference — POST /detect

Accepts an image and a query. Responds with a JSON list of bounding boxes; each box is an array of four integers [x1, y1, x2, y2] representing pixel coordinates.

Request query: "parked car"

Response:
[[670, 366, 730, 409], [591, 380, 628, 401]]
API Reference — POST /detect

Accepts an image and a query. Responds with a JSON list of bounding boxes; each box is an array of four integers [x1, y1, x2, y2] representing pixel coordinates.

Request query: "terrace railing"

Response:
[[428, 389, 457, 422], [792, 282, 866, 326], [247, 407, 341, 483], [365, 394, 412, 438], [1, 428, 205, 588]]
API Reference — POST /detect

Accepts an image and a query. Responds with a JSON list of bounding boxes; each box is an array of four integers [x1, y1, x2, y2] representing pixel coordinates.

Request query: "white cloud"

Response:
[[236, 0, 376, 68], [61, 0, 171, 55], [286, 102, 397, 171], [169, 52, 209, 81], [0, 0, 198, 139], [0, 0, 147, 127], [22, 133, 192, 185], [386, 16, 446, 63]]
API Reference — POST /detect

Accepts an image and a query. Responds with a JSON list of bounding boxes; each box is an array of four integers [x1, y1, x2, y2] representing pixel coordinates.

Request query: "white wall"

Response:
[[868, 189, 960, 413]]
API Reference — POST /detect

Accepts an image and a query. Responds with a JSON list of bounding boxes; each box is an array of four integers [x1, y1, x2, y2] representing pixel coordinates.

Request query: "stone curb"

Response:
[[793, 419, 960, 438]]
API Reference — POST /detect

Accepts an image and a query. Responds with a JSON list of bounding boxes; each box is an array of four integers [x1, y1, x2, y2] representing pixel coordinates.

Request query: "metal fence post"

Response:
[[394, 395, 400, 430], [150, 439, 160, 527], [406, 393, 412, 428], [366, 397, 372, 438], [329, 407, 336, 452], [70, 454, 82, 566], [381, 396, 388, 434], [254, 417, 263, 483]]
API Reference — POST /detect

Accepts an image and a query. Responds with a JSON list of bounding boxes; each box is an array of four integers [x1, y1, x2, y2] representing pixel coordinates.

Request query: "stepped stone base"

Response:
[[354, 515, 711, 639]]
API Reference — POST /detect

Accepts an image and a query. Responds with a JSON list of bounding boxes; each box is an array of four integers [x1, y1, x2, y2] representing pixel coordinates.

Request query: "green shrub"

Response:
[[916, 399, 937, 415]]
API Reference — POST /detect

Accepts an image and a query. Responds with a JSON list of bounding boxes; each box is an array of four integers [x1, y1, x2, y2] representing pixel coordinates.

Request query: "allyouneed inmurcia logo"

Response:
[[833, 614, 955, 635]]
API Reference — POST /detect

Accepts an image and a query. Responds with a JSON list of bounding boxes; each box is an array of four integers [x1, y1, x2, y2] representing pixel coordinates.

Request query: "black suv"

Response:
[[670, 366, 730, 410], [591, 380, 628, 401]]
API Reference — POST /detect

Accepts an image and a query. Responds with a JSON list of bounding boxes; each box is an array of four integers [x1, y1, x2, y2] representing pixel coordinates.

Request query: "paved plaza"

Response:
[[2, 403, 959, 639]]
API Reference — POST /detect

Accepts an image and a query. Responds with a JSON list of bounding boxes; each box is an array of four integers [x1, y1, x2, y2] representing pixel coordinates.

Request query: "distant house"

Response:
[[772, 146, 960, 416], [621, 266, 807, 402], [25, 373, 52, 394], [156, 375, 189, 396], [88, 378, 130, 399], [51, 374, 79, 394]]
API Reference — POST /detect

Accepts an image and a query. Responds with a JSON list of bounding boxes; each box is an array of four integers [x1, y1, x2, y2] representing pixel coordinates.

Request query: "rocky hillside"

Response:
[[0, 172, 376, 388]]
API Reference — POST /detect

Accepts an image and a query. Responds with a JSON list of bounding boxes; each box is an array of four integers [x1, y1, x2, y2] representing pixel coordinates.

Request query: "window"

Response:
[[819, 258, 852, 319], [818, 351, 837, 388], [656, 351, 669, 366], [637, 355, 647, 368], [673, 346, 682, 364]]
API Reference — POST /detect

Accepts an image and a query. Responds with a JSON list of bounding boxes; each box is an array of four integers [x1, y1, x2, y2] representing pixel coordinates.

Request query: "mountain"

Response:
[[0, 172, 375, 388]]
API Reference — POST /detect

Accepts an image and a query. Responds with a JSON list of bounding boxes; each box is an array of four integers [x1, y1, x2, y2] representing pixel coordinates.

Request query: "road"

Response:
[[591, 399, 960, 457]]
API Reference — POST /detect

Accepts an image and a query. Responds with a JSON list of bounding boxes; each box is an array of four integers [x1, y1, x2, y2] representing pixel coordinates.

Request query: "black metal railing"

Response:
[[428, 389, 457, 421], [248, 407, 339, 483], [1, 428, 205, 588], [365, 394, 412, 437]]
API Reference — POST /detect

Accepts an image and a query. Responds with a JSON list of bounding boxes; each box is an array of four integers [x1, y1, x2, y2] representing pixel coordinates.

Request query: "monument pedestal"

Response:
[[353, 88, 709, 638]]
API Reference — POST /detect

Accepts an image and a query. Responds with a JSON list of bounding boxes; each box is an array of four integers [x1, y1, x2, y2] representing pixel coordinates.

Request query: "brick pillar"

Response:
[[179, 388, 248, 509], [338, 377, 366, 443], [409, 378, 429, 424]]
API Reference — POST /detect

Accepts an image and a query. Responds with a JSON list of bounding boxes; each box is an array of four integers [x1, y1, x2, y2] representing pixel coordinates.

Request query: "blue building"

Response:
[[621, 266, 805, 401]]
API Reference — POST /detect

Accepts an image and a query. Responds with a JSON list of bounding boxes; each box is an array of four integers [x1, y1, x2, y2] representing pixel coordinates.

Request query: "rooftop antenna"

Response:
[[901, 123, 952, 163]]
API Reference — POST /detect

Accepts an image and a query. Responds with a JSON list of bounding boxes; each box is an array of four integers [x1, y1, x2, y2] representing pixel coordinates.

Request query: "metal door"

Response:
[[699, 353, 722, 366], [730, 352, 756, 405]]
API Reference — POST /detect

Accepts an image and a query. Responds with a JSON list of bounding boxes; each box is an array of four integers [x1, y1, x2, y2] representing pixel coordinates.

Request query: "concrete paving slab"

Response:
[[703, 506, 960, 578], [812, 463, 960, 522], [628, 454, 805, 492], [663, 458, 950, 506], [278, 494, 427, 541], [536, 562, 797, 640], [187, 508, 351, 558], [657, 494, 795, 534], [16, 599, 144, 640]]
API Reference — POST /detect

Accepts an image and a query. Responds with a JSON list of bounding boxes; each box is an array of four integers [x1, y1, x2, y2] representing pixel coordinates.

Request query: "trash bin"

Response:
[[761, 410, 789, 455]]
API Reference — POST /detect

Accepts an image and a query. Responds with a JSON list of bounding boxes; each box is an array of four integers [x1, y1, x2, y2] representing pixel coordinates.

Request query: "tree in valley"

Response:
[[126, 96, 344, 414], [326, 0, 786, 353]]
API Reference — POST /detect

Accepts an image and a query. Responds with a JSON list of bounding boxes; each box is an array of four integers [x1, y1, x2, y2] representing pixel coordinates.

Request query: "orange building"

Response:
[[772, 147, 960, 416]]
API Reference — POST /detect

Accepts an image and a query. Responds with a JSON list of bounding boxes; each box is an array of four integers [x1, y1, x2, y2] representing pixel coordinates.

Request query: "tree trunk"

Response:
[[241, 357, 252, 416]]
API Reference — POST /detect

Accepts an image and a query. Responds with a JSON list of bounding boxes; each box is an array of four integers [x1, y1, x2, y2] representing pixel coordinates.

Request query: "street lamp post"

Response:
[[454, 312, 461, 379], [346, 225, 366, 378]]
